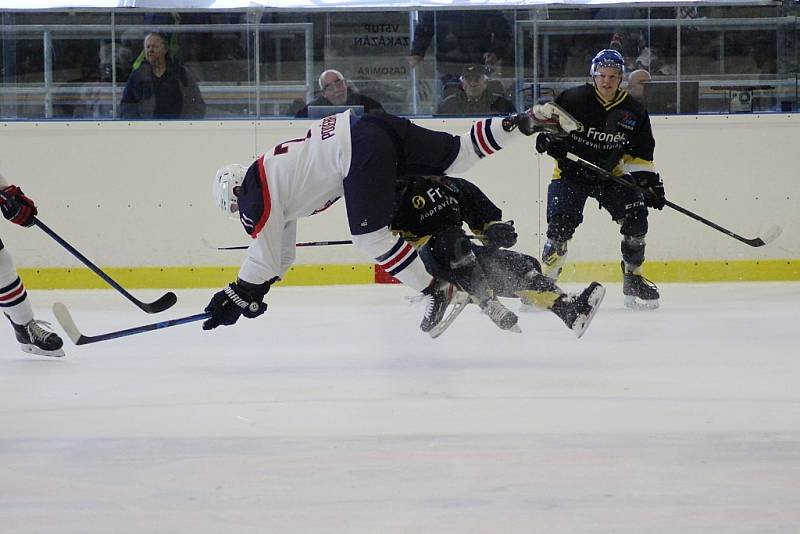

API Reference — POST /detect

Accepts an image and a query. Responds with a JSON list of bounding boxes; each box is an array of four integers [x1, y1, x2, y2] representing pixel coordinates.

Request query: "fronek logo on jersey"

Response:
[[412, 195, 426, 209], [586, 127, 627, 144]]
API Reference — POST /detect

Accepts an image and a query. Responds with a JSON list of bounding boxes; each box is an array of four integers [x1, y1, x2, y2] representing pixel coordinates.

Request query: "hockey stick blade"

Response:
[[564, 153, 779, 248], [34, 218, 177, 313], [53, 302, 208, 345], [128, 291, 177, 313], [752, 224, 782, 247]]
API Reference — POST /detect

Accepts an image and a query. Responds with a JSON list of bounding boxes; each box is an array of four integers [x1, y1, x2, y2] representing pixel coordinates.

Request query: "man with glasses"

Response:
[[295, 69, 385, 118]]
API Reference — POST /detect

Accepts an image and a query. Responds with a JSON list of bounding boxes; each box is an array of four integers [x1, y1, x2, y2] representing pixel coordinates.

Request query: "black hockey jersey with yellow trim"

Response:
[[390, 175, 502, 241], [553, 83, 655, 178]]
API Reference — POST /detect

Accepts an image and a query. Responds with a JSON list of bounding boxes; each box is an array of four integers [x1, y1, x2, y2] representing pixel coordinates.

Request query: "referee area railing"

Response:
[[1, 14, 798, 119]]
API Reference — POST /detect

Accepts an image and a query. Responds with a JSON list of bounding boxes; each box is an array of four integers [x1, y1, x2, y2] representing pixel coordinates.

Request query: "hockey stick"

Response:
[[565, 153, 782, 248], [201, 238, 353, 251], [204, 235, 486, 252], [52, 302, 207, 345], [34, 217, 177, 313]]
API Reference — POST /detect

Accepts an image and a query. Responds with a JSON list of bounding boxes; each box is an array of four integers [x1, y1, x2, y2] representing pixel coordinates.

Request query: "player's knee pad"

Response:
[[546, 214, 580, 242], [621, 234, 646, 266], [618, 206, 649, 237], [519, 254, 542, 275], [429, 226, 475, 270], [418, 243, 451, 282]]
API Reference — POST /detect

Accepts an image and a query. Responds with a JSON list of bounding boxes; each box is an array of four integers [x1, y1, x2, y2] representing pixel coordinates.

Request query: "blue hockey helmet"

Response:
[[589, 49, 625, 77]]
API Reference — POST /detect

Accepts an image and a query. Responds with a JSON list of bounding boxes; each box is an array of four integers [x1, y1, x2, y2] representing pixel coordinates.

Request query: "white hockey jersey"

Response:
[[237, 111, 353, 284]]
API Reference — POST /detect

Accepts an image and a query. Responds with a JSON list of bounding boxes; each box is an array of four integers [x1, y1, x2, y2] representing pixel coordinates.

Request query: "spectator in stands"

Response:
[[294, 69, 384, 118], [436, 64, 515, 116], [120, 31, 206, 119], [409, 10, 512, 92], [626, 69, 651, 101]]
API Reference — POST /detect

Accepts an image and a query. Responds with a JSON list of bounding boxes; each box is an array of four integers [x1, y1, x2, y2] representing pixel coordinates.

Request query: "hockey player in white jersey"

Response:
[[0, 172, 65, 357], [205, 106, 580, 333]]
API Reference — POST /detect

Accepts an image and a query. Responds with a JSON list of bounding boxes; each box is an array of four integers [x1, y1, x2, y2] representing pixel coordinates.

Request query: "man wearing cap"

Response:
[[436, 64, 515, 116]]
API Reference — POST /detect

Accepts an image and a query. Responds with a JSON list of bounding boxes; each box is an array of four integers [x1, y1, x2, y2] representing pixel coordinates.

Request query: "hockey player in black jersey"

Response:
[[391, 174, 605, 338], [536, 49, 665, 309]]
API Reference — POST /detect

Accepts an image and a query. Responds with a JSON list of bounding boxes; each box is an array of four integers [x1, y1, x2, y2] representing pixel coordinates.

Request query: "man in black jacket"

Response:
[[409, 10, 512, 87], [120, 32, 206, 119]]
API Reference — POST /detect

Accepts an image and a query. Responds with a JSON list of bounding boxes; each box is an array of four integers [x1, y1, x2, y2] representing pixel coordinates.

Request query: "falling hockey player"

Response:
[[205, 105, 581, 334], [0, 171, 65, 357], [391, 174, 605, 338], [535, 48, 666, 309]]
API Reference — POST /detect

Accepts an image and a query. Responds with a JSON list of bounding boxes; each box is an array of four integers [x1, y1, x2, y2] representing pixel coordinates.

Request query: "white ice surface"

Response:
[[1, 283, 799, 533]]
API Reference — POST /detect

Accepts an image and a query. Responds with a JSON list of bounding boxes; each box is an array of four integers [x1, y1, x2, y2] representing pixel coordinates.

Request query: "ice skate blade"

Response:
[[428, 292, 470, 339], [21, 343, 65, 358], [572, 285, 606, 339], [624, 295, 660, 310]]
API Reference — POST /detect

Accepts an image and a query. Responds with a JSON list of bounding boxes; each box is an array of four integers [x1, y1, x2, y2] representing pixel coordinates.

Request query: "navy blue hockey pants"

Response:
[[546, 177, 649, 242], [344, 113, 461, 236]]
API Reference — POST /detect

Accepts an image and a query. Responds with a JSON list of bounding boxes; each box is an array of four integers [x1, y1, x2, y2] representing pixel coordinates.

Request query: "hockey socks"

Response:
[[0, 247, 33, 326]]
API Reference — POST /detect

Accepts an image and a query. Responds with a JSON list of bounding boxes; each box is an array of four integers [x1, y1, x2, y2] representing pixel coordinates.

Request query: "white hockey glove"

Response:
[[530, 102, 583, 136]]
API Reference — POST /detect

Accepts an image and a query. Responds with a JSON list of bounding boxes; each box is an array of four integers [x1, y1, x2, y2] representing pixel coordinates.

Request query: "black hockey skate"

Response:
[[552, 282, 606, 338], [420, 280, 457, 333], [478, 297, 522, 333], [6, 315, 65, 357], [621, 262, 660, 310]]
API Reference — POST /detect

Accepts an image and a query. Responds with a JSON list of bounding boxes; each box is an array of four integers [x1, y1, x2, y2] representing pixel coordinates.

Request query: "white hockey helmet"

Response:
[[213, 163, 246, 218]]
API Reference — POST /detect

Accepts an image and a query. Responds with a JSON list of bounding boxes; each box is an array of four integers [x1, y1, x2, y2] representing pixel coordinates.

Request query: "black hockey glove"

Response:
[[0, 185, 38, 227], [483, 220, 517, 249], [202, 278, 270, 330], [502, 111, 538, 136], [535, 133, 568, 160], [630, 171, 666, 210]]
